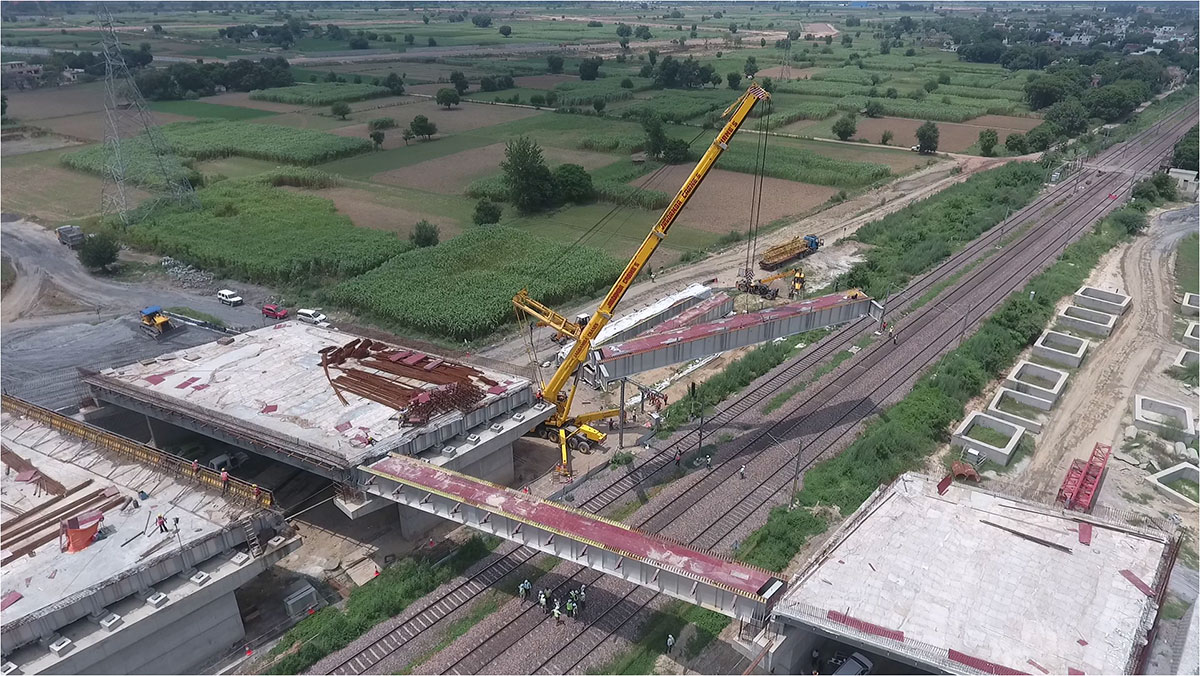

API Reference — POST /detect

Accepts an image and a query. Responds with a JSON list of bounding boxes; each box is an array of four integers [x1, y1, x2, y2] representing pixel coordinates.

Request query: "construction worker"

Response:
[[569, 589, 578, 605], [739, 464, 746, 480], [578, 586, 586, 611], [565, 598, 576, 619], [191, 459, 200, 479], [220, 469, 230, 493], [253, 484, 262, 502], [157, 514, 168, 533], [889, 324, 896, 345], [666, 634, 676, 654], [674, 451, 682, 468], [553, 604, 563, 625], [538, 590, 547, 614], [705, 455, 712, 470]]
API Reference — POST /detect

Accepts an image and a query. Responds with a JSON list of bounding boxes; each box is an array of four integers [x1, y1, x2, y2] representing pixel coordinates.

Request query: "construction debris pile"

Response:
[[320, 338, 495, 425], [160, 256, 214, 289]]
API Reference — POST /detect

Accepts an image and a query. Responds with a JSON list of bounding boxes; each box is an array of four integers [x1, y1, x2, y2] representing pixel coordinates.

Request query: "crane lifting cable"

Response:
[[742, 99, 772, 290]]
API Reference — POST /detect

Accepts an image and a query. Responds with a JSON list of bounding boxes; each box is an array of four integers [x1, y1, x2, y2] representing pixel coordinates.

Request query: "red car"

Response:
[[262, 304, 288, 319]]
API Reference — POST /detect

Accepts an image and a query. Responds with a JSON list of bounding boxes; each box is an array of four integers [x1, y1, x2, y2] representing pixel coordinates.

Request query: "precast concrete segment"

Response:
[[1033, 330, 1090, 368], [1146, 463, 1200, 507], [360, 454, 784, 615], [1074, 285, 1132, 315], [1185, 321, 1199, 349], [1133, 395, 1197, 442], [951, 411, 1026, 466], [1183, 293, 1199, 317]]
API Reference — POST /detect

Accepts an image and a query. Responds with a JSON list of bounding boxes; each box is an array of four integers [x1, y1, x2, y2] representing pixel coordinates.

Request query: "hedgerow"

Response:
[[840, 161, 1044, 298], [326, 226, 623, 340], [739, 205, 1133, 572], [249, 82, 391, 105]]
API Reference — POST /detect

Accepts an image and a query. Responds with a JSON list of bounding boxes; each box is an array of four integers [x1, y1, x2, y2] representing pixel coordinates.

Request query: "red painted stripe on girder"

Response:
[[1120, 569, 1154, 597], [947, 649, 1028, 675], [826, 610, 905, 642]]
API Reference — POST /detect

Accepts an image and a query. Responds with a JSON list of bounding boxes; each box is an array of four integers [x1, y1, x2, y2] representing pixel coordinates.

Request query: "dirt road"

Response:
[[1018, 204, 1198, 499]]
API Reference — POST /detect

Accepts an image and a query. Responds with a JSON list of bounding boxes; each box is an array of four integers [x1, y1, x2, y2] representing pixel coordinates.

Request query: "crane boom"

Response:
[[515, 84, 770, 425]]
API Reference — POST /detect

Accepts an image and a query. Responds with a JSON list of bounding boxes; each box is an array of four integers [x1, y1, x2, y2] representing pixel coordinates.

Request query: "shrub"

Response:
[[553, 163, 596, 203], [409, 220, 439, 247], [78, 232, 120, 270], [368, 117, 396, 130], [473, 199, 502, 224]]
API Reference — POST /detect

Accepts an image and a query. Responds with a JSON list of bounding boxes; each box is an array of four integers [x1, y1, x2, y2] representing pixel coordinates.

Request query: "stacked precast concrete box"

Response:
[[1055, 286, 1131, 337]]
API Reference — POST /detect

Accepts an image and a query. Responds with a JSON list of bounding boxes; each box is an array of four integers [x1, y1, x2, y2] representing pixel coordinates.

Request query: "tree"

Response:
[[409, 114, 437, 139], [620, 78, 634, 89], [383, 71, 404, 95], [331, 101, 351, 119], [553, 164, 595, 203], [841, 34, 852, 46], [401, 128, 415, 145], [428, 37, 437, 46], [78, 232, 119, 271], [864, 100, 883, 118], [501, 136, 557, 213], [915, 120, 939, 154], [499, 25, 511, 37], [435, 88, 461, 108], [152, 24, 163, 33], [1024, 75, 1075, 110], [761, 77, 774, 93], [410, 220, 439, 247], [369, 129, 384, 148], [547, 55, 564, 73], [592, 98, 606, 113], [937, 72, 951, 85], [616, 23, 632, 38], [1173, 125, 1199, 172], [579, 56, 602, 80], [1004, 132, 1027, 155], [728, 22, 738, 33], [642, 113, 667, 157], [348, 36, 369, 49], [660, 138, 689, 164], [881, 129, 893, 145], [1024, 124, 1058, 152], [978, 128, 998, 156], [404, 33, 414, 44], [471, 14, 492, 28], [743, 56, 758, 77], [473, 200, 502, 225], [448, 71, 468, 94], [885, 87, 899, 99], [1111, 207, 1148, 235], [824, 35, 833, 45], [923, 80, 938, 93], [1044, 98, 1088, 136], [832, 113, 857, 141]]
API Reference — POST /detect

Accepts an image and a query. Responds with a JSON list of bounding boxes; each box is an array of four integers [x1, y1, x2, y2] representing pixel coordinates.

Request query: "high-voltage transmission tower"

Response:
[[94, 4, 196, 227]]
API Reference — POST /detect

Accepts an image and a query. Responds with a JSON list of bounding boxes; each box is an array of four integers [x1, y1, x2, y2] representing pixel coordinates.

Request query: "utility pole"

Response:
[[791, 440, 803, 503], [618, 378, 626, 449]]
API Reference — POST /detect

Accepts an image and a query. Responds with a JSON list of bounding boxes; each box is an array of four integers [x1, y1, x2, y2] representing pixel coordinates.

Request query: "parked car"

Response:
[[217, 289, 243, 306], [831, 652, 874, 675], [262, 304, 288, 319], [207, 451, 249, 473], [296, 308, 328, 325]]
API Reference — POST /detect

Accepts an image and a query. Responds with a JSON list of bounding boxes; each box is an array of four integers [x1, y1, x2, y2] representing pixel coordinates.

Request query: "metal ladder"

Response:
[[242, 519, 263, 558]]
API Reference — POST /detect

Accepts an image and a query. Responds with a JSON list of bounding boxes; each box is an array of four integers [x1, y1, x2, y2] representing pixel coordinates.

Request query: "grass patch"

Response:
[[588, 600, 728, 675], [994, 395, 1044, 421], [263, 536, 497, 675], [762, 348, 852, 414], [249, 82, 392, 105], [164, 306, 226, 327], [1177, 233, 1198, 296], [326, 226, 622, 341], [738, 207, 1132, 572], [148, 100, 275, 120], [1161, 596, 1191, 621], [1167, 362, 1200, 387], [398, 592, 503, 674], [1166, 478, 1200, 503], [123, 172, 405, 286]]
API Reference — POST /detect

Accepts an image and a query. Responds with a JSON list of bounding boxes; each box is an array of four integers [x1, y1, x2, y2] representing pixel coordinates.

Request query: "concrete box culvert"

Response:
[[987, 387, 1050, 434], [1057, 305, 1118, 337], [1133, 395, 1197, 444], [1186, 321, 1199, 350], [1003, 360, 1068, 403], [1074, 286, 1131, 316], [1183, 293, 1199, 317], [1173, 348, 1199, 369], [951, 412, 1026, 466], [1033, 330, 1089, 368], [1146, 462, 1199, 508]]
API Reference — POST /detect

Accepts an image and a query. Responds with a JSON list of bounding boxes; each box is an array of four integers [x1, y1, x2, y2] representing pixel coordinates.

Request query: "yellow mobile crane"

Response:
[[513, 83, 771, 475], [736, 267, 803, 300]]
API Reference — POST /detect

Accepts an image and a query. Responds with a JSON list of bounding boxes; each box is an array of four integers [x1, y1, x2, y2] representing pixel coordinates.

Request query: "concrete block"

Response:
[[1004, 361, 1068, 403], [1, 662, 18, 675], [267, 535, 286, 548], [187, 570, 211, 586], [1057, 305, 1118, 337], [1174, 348, 1199, 370], [1184, 293, 1199, 317], [1033, 330, 1089, 368], [97, 614, 122, 632], [951, 412, 1026, 466], [1074, 286, 1131, 315], [1133, 395, 1197, 443], [229, 551, 250, 566], [987, 388, 1050, 433], [1146, 462, 1199, 507], [146, 592, 168, 608], [1186, 322, 1199, 349], [47, 637, 72, 657]]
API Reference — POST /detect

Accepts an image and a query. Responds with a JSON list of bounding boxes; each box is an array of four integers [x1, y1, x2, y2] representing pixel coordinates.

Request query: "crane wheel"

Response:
[[578, 441, 591, 453], [567, 437, 579, 450]]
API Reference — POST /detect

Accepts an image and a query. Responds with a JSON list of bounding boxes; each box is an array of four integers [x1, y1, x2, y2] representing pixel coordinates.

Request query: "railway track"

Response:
[[322, 105, 1194, 676], [437, 107, 1196, 676]]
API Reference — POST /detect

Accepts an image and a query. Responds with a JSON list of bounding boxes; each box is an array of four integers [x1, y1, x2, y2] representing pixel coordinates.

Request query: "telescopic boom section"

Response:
[[515, 83, 770, 419]]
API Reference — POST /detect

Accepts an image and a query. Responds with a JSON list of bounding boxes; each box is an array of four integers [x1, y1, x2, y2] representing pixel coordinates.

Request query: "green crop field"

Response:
[[327, 226, 624, 340], [63, 120, 372, 187], [124, 172, 408, 286], [148, 100, 276, 121], [249, 83, 393, 105]]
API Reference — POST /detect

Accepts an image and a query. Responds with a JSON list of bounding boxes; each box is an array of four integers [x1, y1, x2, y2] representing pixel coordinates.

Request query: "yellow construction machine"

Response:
[[513, 83, 771, 476], [736, 267, 804, 300], [139, 306, 175, 339]]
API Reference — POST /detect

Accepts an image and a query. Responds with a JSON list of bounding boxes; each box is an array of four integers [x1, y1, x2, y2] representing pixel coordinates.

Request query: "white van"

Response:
[[296, 308, 328, 325], [217, 289, 243, 306]]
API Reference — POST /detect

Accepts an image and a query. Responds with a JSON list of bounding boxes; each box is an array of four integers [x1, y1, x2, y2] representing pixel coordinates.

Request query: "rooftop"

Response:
[[0, 409, 257, 637], [84, 322, 531, 470], [777, 473, 1174, 675]]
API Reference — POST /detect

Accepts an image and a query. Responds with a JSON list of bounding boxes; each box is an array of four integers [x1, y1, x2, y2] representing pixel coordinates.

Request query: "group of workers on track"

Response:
[[519, 579, 587, 625]]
